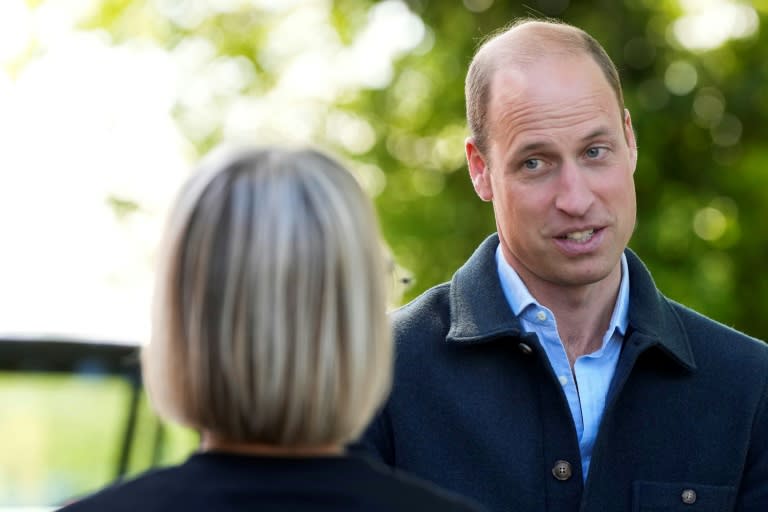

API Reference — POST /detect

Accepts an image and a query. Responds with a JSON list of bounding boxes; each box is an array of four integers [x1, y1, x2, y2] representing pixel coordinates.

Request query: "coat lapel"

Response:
[[446, 234, 525, 344]]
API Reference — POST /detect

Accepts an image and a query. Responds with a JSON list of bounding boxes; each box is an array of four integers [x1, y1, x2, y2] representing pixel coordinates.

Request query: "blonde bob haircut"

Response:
[[144, 147, 392, 447]]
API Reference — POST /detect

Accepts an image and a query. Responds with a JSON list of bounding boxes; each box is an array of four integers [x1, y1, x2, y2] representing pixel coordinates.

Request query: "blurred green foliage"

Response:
[[82, 0, 768, 340]]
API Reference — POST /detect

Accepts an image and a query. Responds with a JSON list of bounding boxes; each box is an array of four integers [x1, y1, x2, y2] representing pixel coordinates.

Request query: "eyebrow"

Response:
[[517, 140, 552, 153], [513, 126, 617, 155], [580, 127, 613, 142]]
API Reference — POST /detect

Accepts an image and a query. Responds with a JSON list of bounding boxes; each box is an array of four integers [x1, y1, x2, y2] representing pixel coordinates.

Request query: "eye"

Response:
[[523, 159, 541, 170], [585, 147, 607, 159]]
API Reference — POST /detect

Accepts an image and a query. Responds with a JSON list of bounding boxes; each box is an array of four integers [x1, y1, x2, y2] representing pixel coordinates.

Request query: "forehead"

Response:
[[488, 54, 622, 145]]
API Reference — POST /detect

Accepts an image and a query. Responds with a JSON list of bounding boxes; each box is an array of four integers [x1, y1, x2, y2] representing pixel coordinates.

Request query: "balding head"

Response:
[[465, 19, 625, 155]]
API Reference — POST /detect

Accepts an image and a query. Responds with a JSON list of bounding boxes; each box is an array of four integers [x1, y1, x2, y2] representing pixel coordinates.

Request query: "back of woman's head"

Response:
[[144, 147, 392, 447]]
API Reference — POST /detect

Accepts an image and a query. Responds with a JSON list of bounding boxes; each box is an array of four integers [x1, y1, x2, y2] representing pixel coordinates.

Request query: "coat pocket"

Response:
[[633, 481, 736, 511]]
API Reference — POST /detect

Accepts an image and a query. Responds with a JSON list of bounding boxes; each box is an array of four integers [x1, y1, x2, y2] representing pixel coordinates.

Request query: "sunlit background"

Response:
[[0, 0, 761, 341], [0, 0, 427, 341], [1, 0, 768, 507]]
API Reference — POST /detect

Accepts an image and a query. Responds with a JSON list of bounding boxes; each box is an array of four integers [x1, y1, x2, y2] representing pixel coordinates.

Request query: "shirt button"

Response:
[[518, 342, 533, 355], [681, 489, 697, 505], [536, 311, 547, 321], [551, 460, 572, 481], [558, 375, 568, 386]]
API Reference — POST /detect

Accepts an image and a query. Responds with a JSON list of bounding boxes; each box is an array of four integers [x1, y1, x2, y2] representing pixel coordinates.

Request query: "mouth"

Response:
[[556, 228, 598, 244]]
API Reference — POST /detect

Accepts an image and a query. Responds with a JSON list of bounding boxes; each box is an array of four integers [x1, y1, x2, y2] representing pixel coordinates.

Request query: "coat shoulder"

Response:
[[669, 299, 768, 375], [391, 282, 452, 344], [58, 466, 180, 511]]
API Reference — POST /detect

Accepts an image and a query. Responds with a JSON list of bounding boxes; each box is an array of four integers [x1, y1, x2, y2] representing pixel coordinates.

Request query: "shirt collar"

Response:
[[445, 234, 694, 372], [495, 246, 630, 337]]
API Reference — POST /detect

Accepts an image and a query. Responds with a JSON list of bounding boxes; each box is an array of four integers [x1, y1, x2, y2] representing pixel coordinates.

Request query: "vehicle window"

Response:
[[0, 371, 197, 508]]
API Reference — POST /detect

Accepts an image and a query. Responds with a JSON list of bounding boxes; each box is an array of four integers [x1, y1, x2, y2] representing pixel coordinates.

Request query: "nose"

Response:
[[554, 161, 594, 217]]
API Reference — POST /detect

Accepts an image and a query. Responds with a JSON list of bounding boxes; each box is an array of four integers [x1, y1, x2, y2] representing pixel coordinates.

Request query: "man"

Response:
[[358, 19, 768, 511]]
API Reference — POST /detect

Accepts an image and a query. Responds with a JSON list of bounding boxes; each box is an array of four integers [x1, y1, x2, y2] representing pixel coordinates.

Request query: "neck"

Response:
[[201, 432, 344, 457], [551, 285, 619, 367], [515, 261, 622, 367]]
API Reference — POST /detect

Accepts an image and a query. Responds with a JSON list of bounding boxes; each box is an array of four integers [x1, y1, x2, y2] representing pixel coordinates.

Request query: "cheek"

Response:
[[599, 171, 635, 204], [619, 175, 637, 207], [498, 191, 549, 234], [607, 178, 637, 235]]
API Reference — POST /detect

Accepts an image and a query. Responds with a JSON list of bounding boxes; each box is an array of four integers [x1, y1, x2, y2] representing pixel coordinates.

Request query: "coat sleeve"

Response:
[[736, 373, 768, 511], [349, 407, 395, 467]]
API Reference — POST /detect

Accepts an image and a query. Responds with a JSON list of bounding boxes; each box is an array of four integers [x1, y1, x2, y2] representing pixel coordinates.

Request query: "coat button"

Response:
[[518, 342, 533, 355], [551, 460, 572, 481], [681, 489, 697, 504]]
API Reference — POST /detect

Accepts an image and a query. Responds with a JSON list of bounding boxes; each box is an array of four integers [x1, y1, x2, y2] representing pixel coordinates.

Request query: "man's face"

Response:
[[466, 53, 637, 295]]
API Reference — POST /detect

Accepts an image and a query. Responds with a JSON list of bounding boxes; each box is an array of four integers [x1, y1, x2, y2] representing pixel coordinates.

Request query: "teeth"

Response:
[[564, 229, 595, 242]]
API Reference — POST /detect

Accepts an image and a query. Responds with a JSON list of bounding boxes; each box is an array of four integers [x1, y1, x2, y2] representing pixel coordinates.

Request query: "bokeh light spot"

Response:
[[692, 87, 725, 128], [326, 111, 377, 154], [674, 1, 758, 51], [411, 169, 445, 197], [710, 113, 742, 147], [462, 0, 494, 13], [352, 163, 387, 197], [693, 206, 727, 241], [664, 60, 698, 96]]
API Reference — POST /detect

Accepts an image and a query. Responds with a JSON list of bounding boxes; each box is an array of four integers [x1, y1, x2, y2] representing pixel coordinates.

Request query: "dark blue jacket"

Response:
[[358, 234, 768, 511]]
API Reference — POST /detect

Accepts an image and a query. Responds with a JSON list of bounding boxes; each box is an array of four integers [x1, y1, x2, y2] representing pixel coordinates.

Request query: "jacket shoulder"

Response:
[[391, 282, 452, 342], [668, 299, 768, 372], [58, 466, 183, 511]]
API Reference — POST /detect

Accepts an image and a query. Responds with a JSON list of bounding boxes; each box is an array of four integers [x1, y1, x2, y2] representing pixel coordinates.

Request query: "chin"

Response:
[[556, 264, 616, 288]]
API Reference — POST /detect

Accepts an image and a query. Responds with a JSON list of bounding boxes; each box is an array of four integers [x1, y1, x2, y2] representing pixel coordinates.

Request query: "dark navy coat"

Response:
[[358, 234, 768, 511]]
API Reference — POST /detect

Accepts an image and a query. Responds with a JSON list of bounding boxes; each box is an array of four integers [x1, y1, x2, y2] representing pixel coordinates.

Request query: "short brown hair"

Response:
[[465, 18, 625, 155], [144, 147, 392, 447]]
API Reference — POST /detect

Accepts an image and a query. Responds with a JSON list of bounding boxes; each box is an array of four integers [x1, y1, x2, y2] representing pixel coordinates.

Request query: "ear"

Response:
[[466, 137, 493, 201], [623, 108, 638, 174]]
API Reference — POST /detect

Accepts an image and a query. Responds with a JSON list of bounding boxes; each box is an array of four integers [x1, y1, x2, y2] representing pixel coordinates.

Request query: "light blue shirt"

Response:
[[495, 246, 630, 479]]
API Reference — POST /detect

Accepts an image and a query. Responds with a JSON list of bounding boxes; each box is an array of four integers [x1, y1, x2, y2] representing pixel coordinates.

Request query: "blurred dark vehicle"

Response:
[[0, 335, 196, 510]]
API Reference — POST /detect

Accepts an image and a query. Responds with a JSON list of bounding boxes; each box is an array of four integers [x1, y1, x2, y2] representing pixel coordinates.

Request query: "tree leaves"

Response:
[[83, 0, 768, 339]]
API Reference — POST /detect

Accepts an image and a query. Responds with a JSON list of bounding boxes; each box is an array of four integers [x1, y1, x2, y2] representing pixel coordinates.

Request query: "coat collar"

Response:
[[445, 234, 696, 371]]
